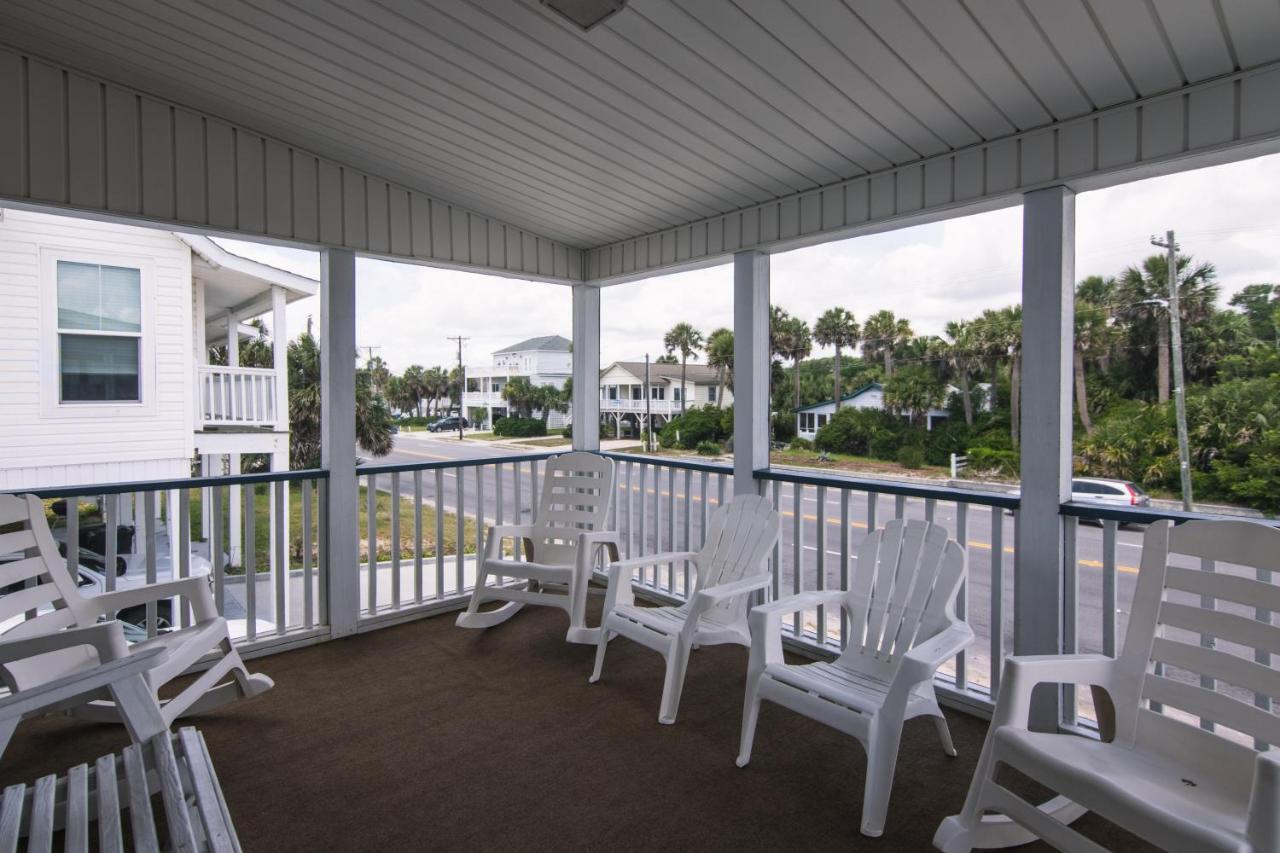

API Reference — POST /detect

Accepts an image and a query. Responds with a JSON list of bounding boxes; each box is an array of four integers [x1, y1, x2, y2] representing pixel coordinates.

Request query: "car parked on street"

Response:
[[428, 415, 469, 432], [1071, 477, 1150, 508]]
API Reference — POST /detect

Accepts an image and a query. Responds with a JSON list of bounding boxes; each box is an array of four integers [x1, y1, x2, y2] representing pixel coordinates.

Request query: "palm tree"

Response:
[[861, 310, 913, 376], [1117, 253, 1218, 403], [365, 355, 390, 396], [1073, 276, 1115, 435], [943, 320, 979, 426], [882, 364, 944, 428], [705, 327, 733, 409], [287, 332, 393, 467], [501, 376, 538, 418], [812, 307, 860, 409], [422, 366, 449, 415], [773, 315, 811, 410], [402, 365, 428, 416], [663, 322, 704, 416], [985, 306, 1023, 448]]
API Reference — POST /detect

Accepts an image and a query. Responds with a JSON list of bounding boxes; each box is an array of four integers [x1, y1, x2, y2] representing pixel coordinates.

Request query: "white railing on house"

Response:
[[197, 365, 279, 429], [600, 398, 681, 415]]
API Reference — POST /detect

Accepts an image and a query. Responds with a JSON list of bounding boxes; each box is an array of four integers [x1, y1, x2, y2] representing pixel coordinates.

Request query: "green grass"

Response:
[[187, 484, 478, 572], [512, 436, 571, 447]]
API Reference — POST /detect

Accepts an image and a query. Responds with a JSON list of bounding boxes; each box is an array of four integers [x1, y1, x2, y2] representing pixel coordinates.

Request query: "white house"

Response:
[[463, 334, 572, 430], [0, 209, 315, 562], [795, 381, 969, 441], [599, 361, 731, 437]]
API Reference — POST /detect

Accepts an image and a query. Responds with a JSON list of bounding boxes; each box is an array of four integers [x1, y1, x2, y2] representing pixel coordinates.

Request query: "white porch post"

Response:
[[571, 283, 601, 452], [1016, 185, 1075, 731], [321, 249, 359, 637], [226, 312, 242, 562], [271, 285, 288, 432], [732, 250, 770, 495]]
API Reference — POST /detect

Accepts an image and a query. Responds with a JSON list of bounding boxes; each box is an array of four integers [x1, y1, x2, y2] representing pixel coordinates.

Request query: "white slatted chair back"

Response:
[[0, 494, 91, 643], [527, 452, 615, 567], [836, 518, 965, 680], [1116, 518, 1280, 772], [692, 495, 779, 621]]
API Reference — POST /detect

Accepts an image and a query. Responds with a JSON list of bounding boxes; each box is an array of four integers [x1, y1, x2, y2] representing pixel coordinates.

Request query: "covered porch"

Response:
[[1, 0, 1279, 848]]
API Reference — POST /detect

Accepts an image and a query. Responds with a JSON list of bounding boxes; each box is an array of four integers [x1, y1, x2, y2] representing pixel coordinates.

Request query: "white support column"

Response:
[[271, 285, 288, 432], [571, 283, 601, 452], [733, 250, 770, 495], [228, 453, 241, 565], [225, 313, 238, 367], [321, 249, 359, 636], [1016, 185, 1075, 731], [270, 447, 290, 629]]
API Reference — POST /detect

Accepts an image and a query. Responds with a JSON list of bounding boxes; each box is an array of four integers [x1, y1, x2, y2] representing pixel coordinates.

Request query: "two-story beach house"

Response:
[[599, 361, 731, 438], [462, 334, 572, 430], [0, 208, 315, 563]]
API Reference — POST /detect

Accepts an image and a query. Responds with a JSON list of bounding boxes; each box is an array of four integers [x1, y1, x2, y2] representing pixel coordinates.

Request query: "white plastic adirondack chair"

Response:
[[0, 493, 272, 727], [456, 452, 619, 644], [589, 494, 780, 724], [737, 518, 972, 838], [0, 622, 168, 761], [935, 518, 1280, 853]]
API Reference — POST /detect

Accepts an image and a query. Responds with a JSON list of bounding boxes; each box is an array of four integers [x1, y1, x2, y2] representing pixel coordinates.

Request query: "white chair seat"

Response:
[[994, 729, 1250, 852], [481, 557, 574, 581], [611, 603, 740, 640]]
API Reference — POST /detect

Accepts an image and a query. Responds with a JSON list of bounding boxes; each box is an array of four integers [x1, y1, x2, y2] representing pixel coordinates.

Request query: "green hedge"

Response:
[[493, 416, 547, 438], [695, 440, 722, 456]]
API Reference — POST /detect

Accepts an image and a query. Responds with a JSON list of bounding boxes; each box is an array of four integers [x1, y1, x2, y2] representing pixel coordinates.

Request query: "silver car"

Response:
[[1071, 477, 1150, 508]]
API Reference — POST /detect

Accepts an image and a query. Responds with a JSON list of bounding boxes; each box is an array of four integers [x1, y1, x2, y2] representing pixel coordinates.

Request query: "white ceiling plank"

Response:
[[606, 9, 870, 180], [1216, 0, 1280, 71], [962, 0, 1093, 119], [635, 0, 896, 171], [900, 0, 1052, 130], [428, 0, 813, 196], [729, 0, 964, 153], [1083, 0, 1183, 96], [1151, 0, 1236, 82], [782, 0, 982, 148], [848, 0, 1015, 140], [1023, 0, 1136, 108]]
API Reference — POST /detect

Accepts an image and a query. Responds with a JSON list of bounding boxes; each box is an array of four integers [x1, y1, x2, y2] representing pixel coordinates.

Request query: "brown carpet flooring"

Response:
[[0, 605, 1149, 852]]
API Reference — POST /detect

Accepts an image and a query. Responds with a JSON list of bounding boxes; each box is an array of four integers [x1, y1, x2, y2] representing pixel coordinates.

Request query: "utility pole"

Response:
[[446, 336, 469, 441], [644, 353, 652, 452], [1151, 230, 1193, 511]]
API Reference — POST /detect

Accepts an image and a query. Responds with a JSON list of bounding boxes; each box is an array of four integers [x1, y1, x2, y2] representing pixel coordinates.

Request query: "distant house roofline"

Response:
[[795, 382, 882, 413], [494, 334, 571, 354]]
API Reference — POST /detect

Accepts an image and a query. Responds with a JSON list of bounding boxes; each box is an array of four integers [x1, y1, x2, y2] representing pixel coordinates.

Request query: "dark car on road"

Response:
[[428, 415, 469, 432]]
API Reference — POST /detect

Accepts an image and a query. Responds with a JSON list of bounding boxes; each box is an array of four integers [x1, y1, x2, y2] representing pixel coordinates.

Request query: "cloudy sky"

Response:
[[218, 151, 1280, 374]]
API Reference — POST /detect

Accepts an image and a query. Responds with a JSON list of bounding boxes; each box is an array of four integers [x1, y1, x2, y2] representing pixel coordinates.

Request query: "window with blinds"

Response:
[[56, 260, 142, 402]]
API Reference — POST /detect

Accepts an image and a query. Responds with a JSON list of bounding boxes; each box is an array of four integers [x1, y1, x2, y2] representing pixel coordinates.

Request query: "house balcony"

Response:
[[197, 365, 281, 430], [601, 397, 681, 417]]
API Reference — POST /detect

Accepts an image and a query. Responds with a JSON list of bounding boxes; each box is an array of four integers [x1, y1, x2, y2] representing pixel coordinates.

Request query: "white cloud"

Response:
[[215, 151, 1280, 370]]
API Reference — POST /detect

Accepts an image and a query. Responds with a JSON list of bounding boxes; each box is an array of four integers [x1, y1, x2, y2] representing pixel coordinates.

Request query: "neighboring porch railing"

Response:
[[197, 365, 279, 428], [17, 469, 329, 654]]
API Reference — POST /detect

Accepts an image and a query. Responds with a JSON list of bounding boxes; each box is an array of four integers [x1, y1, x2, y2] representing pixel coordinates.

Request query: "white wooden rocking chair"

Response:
[[0, 493, 272, 728], [935, 518, 1280, 853], [456, 452, 619, 644], [589, 494, 780, 724], [737, 517, 972, 837]]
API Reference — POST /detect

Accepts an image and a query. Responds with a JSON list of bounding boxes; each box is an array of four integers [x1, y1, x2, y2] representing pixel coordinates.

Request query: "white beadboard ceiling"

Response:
[[1, 0, 1278, 250]]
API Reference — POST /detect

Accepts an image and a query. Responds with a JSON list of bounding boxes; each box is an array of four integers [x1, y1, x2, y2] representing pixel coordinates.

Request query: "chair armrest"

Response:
[[0, 645, 167, 720], [575, 531, 621, 566], [86, 576, 219, 623], [599, 552, 696, 613], [746, 590, 845, 670], [899, 621, 975, 684], [693, 573, 771, 608], [0, 623, 131, 666], [992, 654, 1116, 729], [484, 524, 535, 559], [606, 551, 698, 574], [1248, 750, 1280, 850]]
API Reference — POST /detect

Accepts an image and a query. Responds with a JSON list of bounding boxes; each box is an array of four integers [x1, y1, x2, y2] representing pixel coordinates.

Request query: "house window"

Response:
[[817, 414, 828, 429], [631, 386, 642, 400], [708, 387, 716, 401], [56, 261, 142, 403], [651, 387, 664, 400], [491, 382, 501, 393], [673, 388, 682, 402]]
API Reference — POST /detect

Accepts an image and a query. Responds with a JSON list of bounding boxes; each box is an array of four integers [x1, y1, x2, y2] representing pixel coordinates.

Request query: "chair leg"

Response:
[[657, 637, 691, 725], [933, 711, 958, 757], [735, 673, 763, 768], [860, 717, 904, 838], [108, 672, 168, 743], [589, 629, 613, 683], [454, 568, 524, 629]]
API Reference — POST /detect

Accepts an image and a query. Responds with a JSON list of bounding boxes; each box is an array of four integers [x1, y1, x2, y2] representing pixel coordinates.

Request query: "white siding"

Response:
[[0, 209, 192, 489]]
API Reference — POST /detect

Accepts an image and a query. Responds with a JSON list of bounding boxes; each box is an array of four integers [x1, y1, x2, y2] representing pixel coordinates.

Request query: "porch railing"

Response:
[[197, 365, 279, 429], [16, 469, 328, 652]]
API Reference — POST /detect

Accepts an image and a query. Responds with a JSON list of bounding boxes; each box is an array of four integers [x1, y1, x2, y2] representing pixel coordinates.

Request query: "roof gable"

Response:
[[796, 382, 883, 413], [495, 334, 572, 354]]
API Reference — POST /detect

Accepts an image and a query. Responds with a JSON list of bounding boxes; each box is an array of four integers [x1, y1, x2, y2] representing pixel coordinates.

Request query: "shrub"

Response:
[[868, 431, 901, 461], [695, 440, 721, 456], [814, 407, 899, 456], [493, 416, 546, 438], [561, 423, 572, 439], [965, 447, 1019, 477], [897, 445, 924, 469], [772, 407, 795, 442], [924, 420, 971, 466], [659, 406, 726, 450], [789, 437, 812, 451], [397, 415, 433, 428]]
